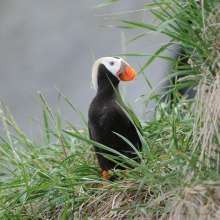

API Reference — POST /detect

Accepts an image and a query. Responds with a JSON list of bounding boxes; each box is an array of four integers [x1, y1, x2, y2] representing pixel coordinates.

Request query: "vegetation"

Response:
[[0, 0, 219, 219]]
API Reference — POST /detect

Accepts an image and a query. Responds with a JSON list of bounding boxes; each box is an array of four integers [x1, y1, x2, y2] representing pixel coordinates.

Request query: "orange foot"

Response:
[[100, 184, 109, 188], [122, 168, 129, 185], [99, 170, 110, 188]]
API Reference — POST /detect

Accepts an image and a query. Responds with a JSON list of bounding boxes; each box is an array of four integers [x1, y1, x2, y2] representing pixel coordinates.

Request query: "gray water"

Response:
[[0, 1, 174, 137]]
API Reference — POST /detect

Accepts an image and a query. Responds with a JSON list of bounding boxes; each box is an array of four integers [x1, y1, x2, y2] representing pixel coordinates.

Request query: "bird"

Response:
[[88, 56, 141, 188]]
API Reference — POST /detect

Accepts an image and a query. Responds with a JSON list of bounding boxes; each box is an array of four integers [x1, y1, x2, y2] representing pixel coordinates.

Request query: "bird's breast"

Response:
[[89, 99, 129, 131]]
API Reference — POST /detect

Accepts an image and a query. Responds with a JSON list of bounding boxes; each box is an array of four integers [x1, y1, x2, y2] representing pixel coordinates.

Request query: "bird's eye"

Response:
[[109, 62, 114, 66]]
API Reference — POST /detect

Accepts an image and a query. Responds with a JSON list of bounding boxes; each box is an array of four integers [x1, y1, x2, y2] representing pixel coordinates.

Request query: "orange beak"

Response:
[[116, 60, 137, 81]]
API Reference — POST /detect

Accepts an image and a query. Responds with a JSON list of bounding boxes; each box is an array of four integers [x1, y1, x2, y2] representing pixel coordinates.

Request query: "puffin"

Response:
[[88, 57, 141, 187]]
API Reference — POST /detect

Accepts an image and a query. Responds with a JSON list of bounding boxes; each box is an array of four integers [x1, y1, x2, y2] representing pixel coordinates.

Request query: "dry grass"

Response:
[[79, 185, 152, 219], [165, 4, 220, 220], [167, 181, 220, 220], [32, 183, 156, 219], [191, 4, 220, 170]]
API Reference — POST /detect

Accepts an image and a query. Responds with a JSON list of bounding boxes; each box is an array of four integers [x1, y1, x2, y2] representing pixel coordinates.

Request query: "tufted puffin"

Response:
[[88, 57, 141, 187]]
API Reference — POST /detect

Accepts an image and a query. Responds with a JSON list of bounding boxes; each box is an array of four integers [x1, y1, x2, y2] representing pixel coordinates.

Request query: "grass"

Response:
[[0, 0, 220, 219]]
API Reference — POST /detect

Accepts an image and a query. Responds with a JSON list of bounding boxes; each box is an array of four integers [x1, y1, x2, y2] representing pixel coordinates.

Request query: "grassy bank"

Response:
[[0, 0, 220, 219]]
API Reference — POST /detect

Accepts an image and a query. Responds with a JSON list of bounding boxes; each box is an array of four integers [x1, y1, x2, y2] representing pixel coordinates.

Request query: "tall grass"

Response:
[[0, 0, 219, 219]]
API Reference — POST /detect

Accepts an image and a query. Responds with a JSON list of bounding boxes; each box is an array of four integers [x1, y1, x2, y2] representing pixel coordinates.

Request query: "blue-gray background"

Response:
[[0, 1, 173, 136]]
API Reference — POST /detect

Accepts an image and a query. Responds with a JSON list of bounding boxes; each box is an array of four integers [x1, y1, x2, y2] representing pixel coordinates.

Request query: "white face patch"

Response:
[[91, 57, 129, 90]]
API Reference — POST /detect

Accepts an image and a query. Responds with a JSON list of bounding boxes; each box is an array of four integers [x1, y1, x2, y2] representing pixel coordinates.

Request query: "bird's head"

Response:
[[91, 57, 137, 90]]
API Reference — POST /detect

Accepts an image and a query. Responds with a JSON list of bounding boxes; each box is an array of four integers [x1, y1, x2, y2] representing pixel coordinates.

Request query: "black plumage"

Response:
[[88, 60, 141, 175]]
